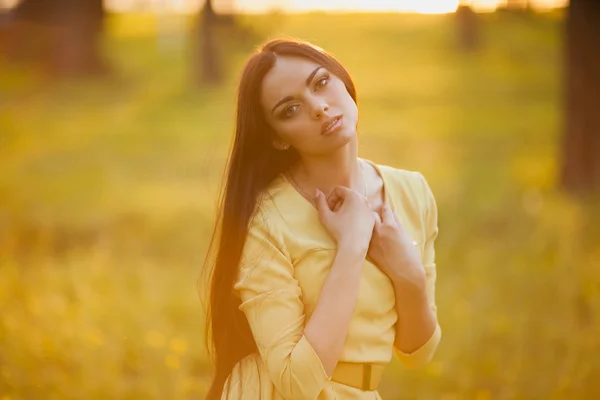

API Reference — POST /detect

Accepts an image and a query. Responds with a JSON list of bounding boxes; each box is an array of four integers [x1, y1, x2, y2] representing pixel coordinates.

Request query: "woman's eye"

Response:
[[281, 104, 299, 118], [315, 75, 329, 89]]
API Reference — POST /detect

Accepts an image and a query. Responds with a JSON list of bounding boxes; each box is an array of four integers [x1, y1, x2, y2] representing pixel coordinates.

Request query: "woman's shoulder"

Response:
[[372, 161, 438, 243], [373, 161, 433, 202], [255, 173, 315, 226], [247, 176, 293, 235]]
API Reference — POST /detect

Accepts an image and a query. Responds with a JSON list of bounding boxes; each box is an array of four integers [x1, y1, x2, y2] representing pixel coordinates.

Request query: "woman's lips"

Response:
[[322, 115, 343, 135]]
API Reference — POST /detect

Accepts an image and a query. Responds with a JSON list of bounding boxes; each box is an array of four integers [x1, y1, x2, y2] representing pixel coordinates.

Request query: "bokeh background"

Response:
[[1, 0, 600, 399]]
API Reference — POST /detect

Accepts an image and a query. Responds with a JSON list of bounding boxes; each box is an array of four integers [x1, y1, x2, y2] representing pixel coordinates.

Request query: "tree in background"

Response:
[[1, 0, 107, 77], [561, 0, 600, 195], [197, 0, 221, 85], [455, 2, 480, 53], [192, 0, 260, 86], [504, 0, 530, 10]]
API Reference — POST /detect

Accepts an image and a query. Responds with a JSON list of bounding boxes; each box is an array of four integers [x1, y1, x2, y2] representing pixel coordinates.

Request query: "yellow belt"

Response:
[[330, 362, 386, 391]]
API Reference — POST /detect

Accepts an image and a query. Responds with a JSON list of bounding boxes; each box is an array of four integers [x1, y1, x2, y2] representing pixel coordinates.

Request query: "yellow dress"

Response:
[[222, 158, 441, 400]]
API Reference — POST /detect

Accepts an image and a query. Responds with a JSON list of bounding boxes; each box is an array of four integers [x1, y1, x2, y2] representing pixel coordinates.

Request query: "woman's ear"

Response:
[[271, 131, 290, 151], [272, 141, 290, 150]]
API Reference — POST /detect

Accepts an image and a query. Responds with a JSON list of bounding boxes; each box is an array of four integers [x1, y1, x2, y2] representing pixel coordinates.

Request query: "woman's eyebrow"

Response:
[[271, 66, 324, 114]]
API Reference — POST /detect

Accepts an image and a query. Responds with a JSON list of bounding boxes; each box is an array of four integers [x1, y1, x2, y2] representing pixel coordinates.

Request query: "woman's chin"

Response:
[[322, 124, 356, 140], [330, 130, 356, 148]]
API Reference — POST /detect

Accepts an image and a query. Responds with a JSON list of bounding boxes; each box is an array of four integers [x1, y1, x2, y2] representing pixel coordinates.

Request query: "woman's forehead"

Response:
[[261, 56, 321, 105]]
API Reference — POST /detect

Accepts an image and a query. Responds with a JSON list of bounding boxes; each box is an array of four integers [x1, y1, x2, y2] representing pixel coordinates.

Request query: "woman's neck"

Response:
[[289, 142, 364, 198]]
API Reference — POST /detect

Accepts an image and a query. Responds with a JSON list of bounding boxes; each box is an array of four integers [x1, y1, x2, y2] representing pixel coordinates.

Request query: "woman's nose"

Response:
[[312, 102, 329, 119]]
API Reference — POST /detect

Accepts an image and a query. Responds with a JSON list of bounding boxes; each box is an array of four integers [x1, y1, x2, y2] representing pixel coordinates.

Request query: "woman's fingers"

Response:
[[326, 186, 360, 211], [314, 189, 333, 223], [373, 210, 382, 229], [331, 186, 354, 198], [380, 203, 396, 226], [375, 205, 419, 250], [392, 209, 401, 226], [391, 209, 418, 246], [327, 191, 341, 210]]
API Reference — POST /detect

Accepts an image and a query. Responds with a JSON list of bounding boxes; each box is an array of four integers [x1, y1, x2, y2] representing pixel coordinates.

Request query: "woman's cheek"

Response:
[[276, 122, 302, 143]]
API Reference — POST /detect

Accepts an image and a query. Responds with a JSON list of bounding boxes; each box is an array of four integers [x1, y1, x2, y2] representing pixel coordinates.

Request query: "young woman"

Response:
[[201, 38, 441, 400]]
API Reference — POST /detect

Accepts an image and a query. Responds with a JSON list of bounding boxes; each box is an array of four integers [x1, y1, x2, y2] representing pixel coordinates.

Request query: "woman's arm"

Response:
[[392, 275, 441, 367], [304, 242, 368, 377], [234, 209, 367, 400], [392, 171, 442, 368]]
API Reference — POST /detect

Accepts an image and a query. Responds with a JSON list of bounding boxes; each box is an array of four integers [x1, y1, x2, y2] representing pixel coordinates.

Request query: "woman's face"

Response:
[[260, 55, 358, 156]]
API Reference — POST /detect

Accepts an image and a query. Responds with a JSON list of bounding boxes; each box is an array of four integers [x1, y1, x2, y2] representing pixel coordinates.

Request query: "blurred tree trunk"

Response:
[[500, 0, 534, 12], [561, 0, 600, 194], [191, 0, 260, 86], [196, 0, 222, 85], [5, 0, 107, 77], [505, 0, 527, 9], [455, 3, 479, 53]]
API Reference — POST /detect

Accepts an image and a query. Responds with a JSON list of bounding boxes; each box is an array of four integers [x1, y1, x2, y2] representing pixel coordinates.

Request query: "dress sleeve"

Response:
[[394, 172, 442, 369], [233, 206, 330, 400]]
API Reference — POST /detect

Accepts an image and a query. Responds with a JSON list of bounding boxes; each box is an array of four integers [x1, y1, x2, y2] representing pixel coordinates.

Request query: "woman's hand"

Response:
[[367, 203, 426, 291], [314, 186, 375, 253]]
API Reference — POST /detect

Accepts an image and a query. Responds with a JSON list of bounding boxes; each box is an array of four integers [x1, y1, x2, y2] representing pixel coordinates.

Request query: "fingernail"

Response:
[[314, 189, 320, 199]]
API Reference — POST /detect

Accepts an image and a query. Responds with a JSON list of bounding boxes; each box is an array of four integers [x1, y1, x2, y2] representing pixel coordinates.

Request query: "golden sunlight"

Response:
[[235, 0, 460, 14], [232, 0, 566, 14], [98, 0, 568, 14]]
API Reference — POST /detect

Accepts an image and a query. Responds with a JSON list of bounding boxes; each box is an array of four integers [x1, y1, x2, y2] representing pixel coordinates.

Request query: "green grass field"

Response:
[[2, 9, 600, 399]]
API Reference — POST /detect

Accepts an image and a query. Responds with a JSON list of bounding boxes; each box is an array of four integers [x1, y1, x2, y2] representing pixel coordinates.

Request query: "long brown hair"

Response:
[[200, 38, 358, 399]]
